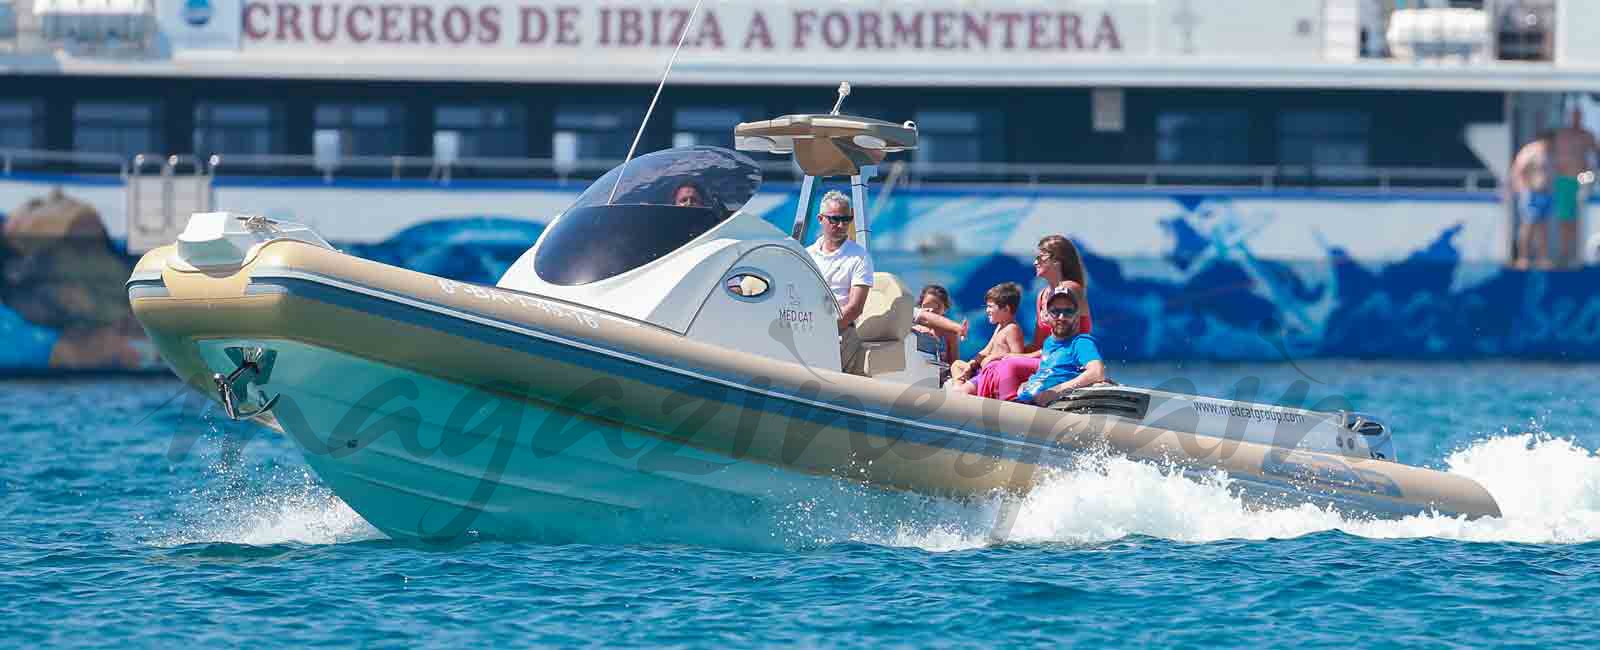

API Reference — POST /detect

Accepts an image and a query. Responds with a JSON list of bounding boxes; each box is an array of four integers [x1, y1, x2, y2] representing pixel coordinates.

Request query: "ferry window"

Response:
[[1156, 109, 1249, 165], [912, 110, 997, 164], [554, 106, 641, 167], [314, 103, 406, 156], [193, 102, 285, 157], [672, 107, 754, 149], [435, 104, 527, 158], [0, 100, 43, 149], [73, 101, 162, 158], [1279, 110, 1371, 167]]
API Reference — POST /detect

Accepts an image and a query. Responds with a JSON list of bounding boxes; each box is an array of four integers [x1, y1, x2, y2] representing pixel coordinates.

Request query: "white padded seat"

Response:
[[855, 272, 914, 377]]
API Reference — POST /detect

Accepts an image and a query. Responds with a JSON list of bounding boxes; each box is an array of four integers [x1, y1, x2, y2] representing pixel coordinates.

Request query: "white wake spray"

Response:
[[153, 465, 382, 548], [1347, 433, 1600, 544], [881, 433, 1600, 550], [218, 479, 382, 547]]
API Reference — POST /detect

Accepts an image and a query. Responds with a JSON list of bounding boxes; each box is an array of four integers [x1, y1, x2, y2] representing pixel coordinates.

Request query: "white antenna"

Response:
[[829, 82, 851, 115], [609, 0, 705, 205]]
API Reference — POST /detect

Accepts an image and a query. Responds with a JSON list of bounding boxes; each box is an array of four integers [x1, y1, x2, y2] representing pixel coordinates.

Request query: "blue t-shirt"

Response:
[[1015, 334, 1103, 404]]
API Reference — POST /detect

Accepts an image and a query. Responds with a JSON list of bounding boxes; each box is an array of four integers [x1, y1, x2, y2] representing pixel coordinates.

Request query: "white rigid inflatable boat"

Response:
[[126, 110, 1500, 544]]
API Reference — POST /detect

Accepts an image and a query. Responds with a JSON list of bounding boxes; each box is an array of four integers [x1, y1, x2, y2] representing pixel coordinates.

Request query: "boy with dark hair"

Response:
[[985, 281, 1022, 314], [946, 282, 1025, 395]]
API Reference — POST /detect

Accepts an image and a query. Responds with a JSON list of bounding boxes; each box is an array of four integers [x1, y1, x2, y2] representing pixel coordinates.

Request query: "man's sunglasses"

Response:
[[1047, 306, 1079, 319], [821, 214, 854, 224]]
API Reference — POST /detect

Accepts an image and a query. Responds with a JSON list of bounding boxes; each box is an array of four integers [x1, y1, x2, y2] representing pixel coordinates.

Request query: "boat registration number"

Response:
[[437, 278, 601, 329]]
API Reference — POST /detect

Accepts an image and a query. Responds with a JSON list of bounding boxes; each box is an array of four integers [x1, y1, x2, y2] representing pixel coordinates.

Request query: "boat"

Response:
[[126, 101, 1501, 544]]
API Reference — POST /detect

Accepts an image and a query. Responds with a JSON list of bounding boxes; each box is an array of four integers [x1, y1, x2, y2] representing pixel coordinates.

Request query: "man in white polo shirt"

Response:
[[806, 190, 874, 376]]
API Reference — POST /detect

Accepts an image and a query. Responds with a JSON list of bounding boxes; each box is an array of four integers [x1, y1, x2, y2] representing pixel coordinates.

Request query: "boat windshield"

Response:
[[568, 146, 762, 215], [534, 147, 764, 286]]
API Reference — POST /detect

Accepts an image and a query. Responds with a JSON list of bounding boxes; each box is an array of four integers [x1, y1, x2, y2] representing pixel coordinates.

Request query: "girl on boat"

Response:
[[912, 284, 966, 364]]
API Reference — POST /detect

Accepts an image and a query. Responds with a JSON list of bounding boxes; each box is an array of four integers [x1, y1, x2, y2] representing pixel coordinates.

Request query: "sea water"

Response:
[[3, 361, 1599, 647]]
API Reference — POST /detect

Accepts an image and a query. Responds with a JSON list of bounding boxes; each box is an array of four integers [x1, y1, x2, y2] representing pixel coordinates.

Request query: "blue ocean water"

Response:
[[4, 362, 1600, 647]]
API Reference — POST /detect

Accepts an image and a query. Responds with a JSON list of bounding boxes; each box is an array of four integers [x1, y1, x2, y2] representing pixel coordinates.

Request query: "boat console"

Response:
[[495, 97, 942, 385]]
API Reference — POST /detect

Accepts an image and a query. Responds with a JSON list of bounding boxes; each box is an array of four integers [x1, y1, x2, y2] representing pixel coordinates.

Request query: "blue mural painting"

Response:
[[377, 200, 1599, 363], [896, 195, 1600, 362], [2, 183, 1598, 374], [344, 216, 545, 282], [738, 188, 1600, 362]]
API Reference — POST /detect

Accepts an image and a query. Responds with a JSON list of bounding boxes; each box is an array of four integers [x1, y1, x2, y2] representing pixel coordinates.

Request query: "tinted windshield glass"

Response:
[[535, 204, 723, 286], [569, 146, 762, 217], [534, 147, 764, 285]]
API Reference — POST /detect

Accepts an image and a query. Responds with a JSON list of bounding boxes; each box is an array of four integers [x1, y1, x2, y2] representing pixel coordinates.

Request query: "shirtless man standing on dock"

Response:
[[1549, 108, 1597, 269], [1510, 131, 1554, 269]]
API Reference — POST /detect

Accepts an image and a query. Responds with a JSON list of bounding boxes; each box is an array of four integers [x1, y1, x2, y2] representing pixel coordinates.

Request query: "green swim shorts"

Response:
[[1553, 175, 1582, 221]]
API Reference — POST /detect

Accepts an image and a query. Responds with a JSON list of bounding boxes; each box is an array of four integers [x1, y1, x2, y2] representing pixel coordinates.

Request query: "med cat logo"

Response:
[[181, 0, 212, 27]]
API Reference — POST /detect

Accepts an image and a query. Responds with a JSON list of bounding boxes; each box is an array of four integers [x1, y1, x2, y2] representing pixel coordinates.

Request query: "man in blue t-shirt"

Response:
[[1016, 282, 1106, 406]]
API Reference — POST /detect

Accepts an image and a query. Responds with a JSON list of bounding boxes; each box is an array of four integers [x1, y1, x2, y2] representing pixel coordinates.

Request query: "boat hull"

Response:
[[127, 240, 1502, 543], [216, 338, 890, 545]]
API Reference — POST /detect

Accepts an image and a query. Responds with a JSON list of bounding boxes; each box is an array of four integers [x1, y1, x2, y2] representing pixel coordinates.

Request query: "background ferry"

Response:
[[3, 0, 1599, 374]]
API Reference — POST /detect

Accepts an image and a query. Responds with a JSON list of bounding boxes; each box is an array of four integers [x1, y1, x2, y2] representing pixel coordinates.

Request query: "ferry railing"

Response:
[[889, 161, 1497, 192], [0, 148, 126, 175], [203, 152, 624, 186], [0, 147, 1499, 193]]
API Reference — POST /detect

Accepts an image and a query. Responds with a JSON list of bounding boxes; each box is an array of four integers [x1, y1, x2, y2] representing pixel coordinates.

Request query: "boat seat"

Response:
[[855, 272, 914, 376]]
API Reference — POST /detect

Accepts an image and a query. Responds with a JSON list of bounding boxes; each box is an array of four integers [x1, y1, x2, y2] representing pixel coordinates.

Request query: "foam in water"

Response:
[[881, 433, 1600, 550], [152, 464, 383, 548], [150, 414, 383, 548], [212, 473, 381, 547], [1350, 433, 1600, 544]]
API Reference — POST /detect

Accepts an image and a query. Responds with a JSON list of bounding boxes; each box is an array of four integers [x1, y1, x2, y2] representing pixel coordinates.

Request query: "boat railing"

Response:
[[0, 147, 1499, 193]]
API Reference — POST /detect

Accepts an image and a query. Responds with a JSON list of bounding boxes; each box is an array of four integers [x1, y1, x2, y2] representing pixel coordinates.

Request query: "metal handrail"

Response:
[[0, 148, 127, 175], [0, 147, 1499, 192]]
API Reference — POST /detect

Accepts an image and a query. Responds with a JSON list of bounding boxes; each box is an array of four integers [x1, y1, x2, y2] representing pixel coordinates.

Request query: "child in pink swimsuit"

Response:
[[946, 283, 1025, 394]]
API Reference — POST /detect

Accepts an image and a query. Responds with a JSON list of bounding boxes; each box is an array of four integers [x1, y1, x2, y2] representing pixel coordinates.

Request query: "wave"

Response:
[[881, 433, 1600, 550]]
